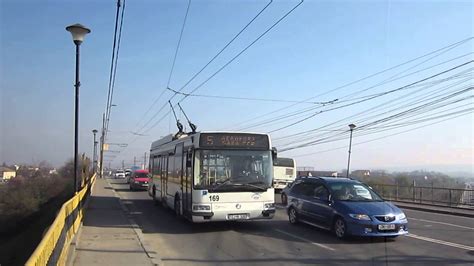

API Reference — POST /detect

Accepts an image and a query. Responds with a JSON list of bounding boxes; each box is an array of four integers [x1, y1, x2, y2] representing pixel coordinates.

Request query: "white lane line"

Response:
[[274, 229, 335, 251], [407, 234, 474, 251], [409, 217, 474, 230]]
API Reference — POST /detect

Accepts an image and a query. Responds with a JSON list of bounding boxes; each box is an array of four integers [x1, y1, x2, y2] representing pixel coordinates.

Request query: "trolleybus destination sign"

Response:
[[199, 133, 269, 150]]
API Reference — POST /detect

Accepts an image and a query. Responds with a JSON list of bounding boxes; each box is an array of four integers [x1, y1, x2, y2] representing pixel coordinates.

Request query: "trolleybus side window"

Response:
[[152, 156, 161, 179]]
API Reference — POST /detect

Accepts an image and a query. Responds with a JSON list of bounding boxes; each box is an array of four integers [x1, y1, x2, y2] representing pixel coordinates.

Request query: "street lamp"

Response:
[[66, 23, 91, 193], [346, 123, 356, 178], [92, 129, 98, 173]]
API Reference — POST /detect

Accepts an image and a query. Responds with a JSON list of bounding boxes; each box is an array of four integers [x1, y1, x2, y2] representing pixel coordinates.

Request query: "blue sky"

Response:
[[1, 0, 473, 173]]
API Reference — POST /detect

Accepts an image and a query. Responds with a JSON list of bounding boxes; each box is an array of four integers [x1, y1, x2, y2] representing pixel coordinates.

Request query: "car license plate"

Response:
[[378, 224, 396, 230], [228, 214, 249, 220]]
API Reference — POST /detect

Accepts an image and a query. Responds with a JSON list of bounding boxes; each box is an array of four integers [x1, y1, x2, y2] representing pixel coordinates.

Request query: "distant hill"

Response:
[[381, 164, 473, 179]]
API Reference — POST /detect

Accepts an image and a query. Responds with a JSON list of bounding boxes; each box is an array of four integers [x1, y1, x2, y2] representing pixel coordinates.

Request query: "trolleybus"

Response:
[[273, 157, 296, 190], [148, 132, 276, 222]]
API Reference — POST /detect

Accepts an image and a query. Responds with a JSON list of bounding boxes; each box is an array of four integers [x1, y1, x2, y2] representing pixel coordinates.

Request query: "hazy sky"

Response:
[[1, 0, 473, 173]]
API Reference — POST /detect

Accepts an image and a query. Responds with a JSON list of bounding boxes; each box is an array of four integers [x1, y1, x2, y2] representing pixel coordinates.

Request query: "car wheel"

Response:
[[281, 193, 288, 205], [288, 207, 298, 224], [334, 217, 347, 239], [174, 197, 182, 217]]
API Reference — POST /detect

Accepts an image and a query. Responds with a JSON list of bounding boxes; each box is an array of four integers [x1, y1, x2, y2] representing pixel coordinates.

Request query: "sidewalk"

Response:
[[70, 178, 153, 265], [392, 200, 474, 218]]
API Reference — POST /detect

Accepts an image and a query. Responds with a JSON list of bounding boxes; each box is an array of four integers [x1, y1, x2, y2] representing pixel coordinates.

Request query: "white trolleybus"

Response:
[[272, 157, 296, 190], [148, 132, 276, 222]]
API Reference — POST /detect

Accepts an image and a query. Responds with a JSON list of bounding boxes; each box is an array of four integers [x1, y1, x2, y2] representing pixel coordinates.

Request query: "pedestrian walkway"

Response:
[[70, 178, 153, 265]]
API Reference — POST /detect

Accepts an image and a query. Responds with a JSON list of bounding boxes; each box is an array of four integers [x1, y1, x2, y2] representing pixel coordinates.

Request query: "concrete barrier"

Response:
[[25, 174, 96, 266]]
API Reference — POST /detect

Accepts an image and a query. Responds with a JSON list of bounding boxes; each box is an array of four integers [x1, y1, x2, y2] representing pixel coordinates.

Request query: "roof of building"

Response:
[[0, 167, 15, 172]]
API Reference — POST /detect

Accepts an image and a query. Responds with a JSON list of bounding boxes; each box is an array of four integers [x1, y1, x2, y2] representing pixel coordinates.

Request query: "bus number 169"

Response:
[[209, 195, 220, 202]]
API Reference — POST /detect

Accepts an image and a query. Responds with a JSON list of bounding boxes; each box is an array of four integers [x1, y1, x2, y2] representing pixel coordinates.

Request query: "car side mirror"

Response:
[[322, 194, 333, 203], [271, 147, 277, 161]]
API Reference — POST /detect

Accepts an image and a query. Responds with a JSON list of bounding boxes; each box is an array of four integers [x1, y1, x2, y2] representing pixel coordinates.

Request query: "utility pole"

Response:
[[143, 152, 147, 170], [122, 160, 125, 170], [134, 156, 136, 167], [346, 124, 356, 178], [92, 129, 98, 173]]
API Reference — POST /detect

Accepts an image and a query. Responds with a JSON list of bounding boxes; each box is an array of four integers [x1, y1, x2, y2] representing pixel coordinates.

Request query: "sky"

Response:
[[1, 0, 473, 174]]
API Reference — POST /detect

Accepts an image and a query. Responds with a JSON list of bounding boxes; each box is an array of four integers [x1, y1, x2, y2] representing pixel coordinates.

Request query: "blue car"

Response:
[[286, 176, 408, 239]]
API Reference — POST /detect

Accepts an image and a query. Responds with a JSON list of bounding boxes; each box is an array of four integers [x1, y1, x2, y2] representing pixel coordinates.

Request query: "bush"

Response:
[[0, 157, 91, 234]]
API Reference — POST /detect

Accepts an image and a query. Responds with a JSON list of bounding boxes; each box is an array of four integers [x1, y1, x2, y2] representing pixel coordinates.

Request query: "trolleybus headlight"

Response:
[[193, 204, 211, 211]]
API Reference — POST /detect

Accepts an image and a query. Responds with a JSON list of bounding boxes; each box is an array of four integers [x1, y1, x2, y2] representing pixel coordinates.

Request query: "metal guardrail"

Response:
[[371, 183, 474, 208], [25, 174, 96, 266]]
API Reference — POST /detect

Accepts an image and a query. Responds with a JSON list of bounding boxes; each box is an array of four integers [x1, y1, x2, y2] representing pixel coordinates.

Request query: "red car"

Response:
[[129, 170, 150, 191]]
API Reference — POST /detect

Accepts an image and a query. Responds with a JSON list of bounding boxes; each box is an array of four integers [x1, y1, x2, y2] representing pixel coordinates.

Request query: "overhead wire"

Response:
[[265, 60, 473, 134], [273, 71, 473, 144], [279, 85, 473, 151], [166, 87, 334, 104], [106, 0, 126, 133], [140, 0, 305, 134], [167, 0, 192, 89], [274, 70, 472, 148], [111, 0, 192, 164], [236, 52, 474, 131], [133, 0, 273, 131], [104, 0, 122, 137], [288, 111, 473, 158], [276, 79, 472, 149], [113, 0, 304, 166], [230, 37, 474, 130]]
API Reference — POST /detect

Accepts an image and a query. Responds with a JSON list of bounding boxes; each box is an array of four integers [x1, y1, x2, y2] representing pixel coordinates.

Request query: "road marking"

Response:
[[407, 234, 474, 251], [274, 229, 335, 251], [409, 217, 474, 230]]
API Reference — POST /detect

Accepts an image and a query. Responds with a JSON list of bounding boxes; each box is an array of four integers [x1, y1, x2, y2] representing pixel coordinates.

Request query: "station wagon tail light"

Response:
[[349, 214, 371, 221], [193, 204, 211, 211]]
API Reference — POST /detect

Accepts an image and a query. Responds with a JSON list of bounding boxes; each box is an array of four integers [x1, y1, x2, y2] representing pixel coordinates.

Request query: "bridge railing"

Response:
[[25, 174, 96, 266], [371, 183, 474, 208]]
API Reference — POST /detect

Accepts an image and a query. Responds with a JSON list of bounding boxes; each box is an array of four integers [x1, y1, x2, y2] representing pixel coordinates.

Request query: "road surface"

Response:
[[106, 178, 474, 265]]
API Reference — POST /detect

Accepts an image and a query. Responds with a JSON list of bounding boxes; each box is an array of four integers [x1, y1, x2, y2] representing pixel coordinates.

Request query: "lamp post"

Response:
[[346, 123, 356, 178], [66, 23, 91, 193], [99, 113, 105, 179], [92, 129, 98, 173]]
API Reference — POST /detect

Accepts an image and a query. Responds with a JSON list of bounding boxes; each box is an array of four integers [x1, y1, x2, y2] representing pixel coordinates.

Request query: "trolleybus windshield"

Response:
[[194, 149, 272, 191]]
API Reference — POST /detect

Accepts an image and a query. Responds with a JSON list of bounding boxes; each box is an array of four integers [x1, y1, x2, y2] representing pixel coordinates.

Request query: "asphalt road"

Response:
[[107, 178, 474, 266]]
